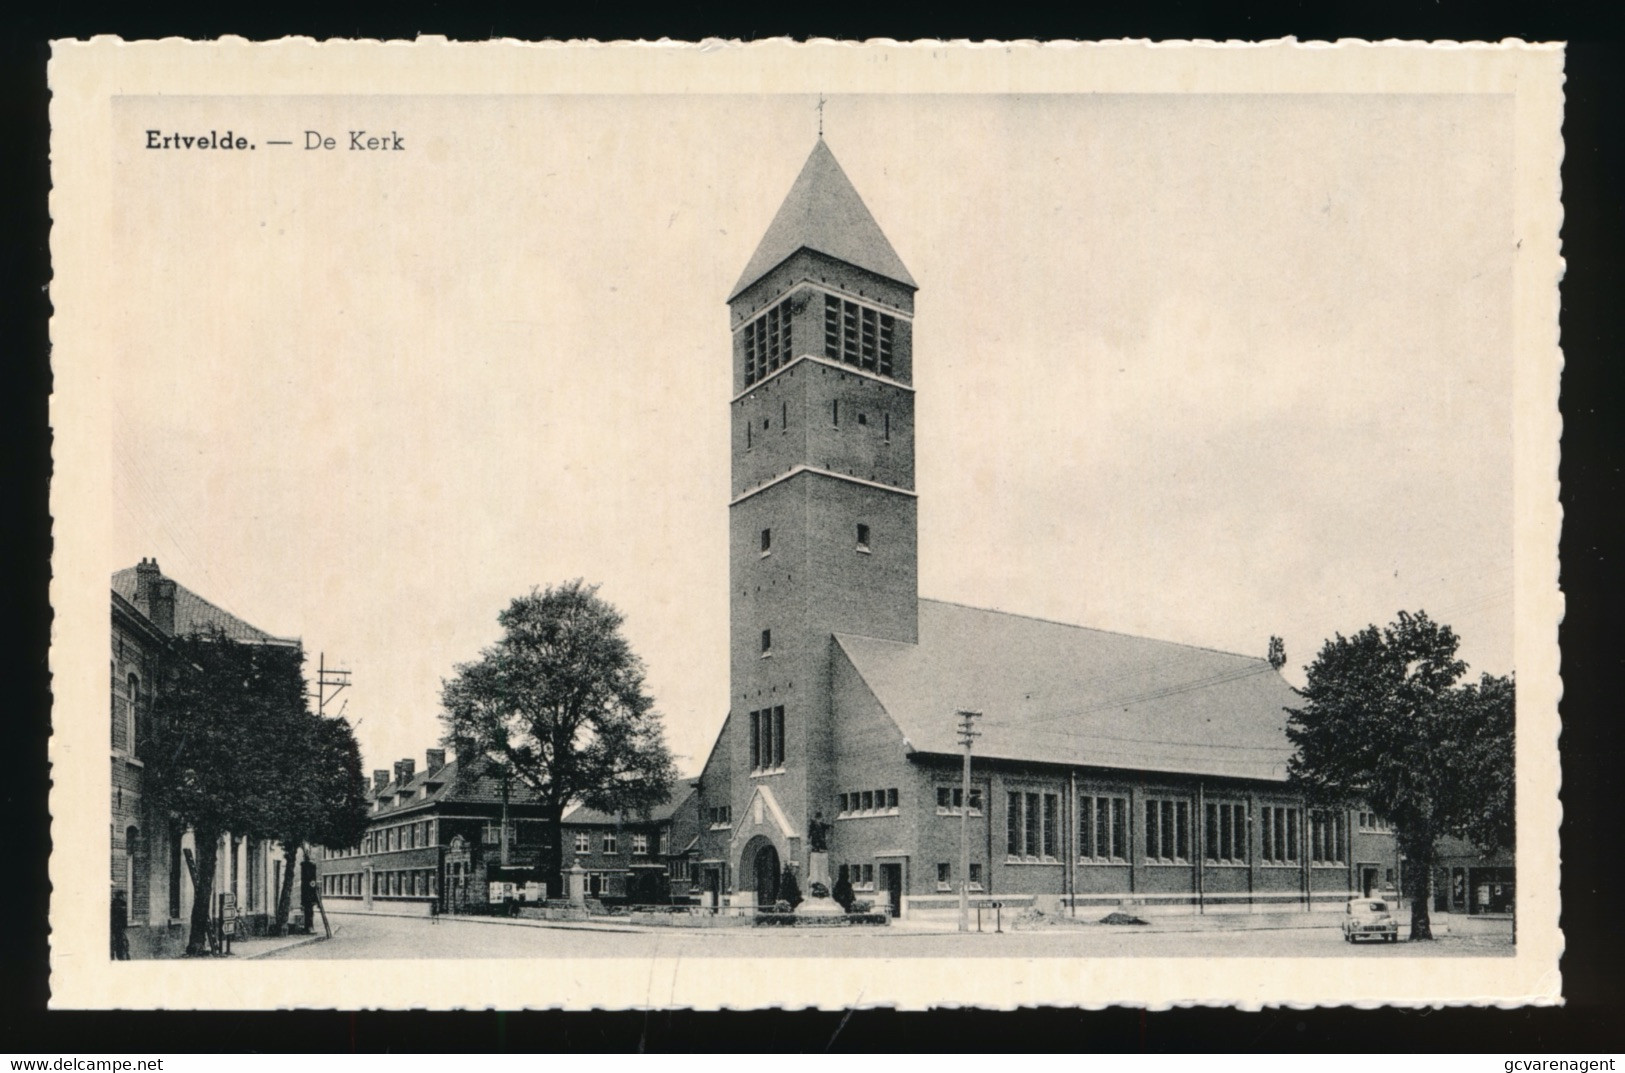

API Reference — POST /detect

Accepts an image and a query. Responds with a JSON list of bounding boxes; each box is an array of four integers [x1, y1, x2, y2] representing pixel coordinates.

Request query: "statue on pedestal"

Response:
[[808, 811, 830, 852]]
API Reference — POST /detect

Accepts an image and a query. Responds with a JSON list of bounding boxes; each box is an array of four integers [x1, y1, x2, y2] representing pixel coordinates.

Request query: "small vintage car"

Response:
[[1342, 897, 1401, 943]]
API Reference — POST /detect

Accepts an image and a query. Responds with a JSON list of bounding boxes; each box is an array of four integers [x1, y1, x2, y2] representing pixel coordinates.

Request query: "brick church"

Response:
[[692, 140, 1402, 918]]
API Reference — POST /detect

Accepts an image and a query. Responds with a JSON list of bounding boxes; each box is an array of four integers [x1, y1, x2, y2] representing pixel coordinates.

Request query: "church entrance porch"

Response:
[[736, 834, 786, 910]]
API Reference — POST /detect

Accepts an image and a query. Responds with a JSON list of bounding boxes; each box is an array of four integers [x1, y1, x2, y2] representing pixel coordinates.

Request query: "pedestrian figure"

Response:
[[429, 898, 440, 925], [300, 859, 319, 935], [110, 890, 130, 960]]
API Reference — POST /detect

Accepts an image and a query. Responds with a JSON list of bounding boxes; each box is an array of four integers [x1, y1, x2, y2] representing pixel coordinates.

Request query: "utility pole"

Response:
[[312, 652, 351, 718], [956, 709, 982, 933]]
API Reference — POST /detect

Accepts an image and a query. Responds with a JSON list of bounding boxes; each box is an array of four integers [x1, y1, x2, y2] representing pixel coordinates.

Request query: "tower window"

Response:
[[743, 297, 794, 387], [823, 294, 898, 378], [760, 528, 771, 555], [763, 417, 770, 430], [782, 401, 788, 431], [857, 412, 867, 426], [856, 524, 870, 552], [884, 413, 890, 443], [746, 422, 752, 450], [761, 629, 772, 656], [831, 399, 839, 427]]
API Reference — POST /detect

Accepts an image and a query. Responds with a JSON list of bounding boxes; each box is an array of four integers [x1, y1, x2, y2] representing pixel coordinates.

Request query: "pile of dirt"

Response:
[[1010, 907, 1096, 930], [1098, 910, 1150, 926]]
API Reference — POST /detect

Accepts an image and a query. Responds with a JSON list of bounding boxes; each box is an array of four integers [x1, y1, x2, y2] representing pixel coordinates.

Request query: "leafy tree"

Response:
[[268, 713, 371, 933], [1286, 611, 1515, 940], [440, 580, 677, 895], [144, 630, 304, 954]]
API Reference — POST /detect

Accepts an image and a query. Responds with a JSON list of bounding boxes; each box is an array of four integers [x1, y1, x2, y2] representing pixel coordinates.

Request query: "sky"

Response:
[[108, 92, 1516, 779]]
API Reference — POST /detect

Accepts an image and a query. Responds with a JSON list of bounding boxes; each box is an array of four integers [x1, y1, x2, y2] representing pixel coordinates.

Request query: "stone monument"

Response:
[[797, 814, 844, 918], [566, 861, 586, 908]]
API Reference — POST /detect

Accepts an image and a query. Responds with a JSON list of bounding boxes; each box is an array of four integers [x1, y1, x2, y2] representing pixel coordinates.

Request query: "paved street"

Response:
[[261, 911, 1513, 960]]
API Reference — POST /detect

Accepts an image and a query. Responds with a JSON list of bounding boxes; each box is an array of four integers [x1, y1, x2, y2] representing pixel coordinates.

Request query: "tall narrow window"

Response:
[[1042, 794, 1059, 858], [1145, 798, 1190, 862], [860, 306, 878, 370], [832, 399, 839, 427], [772, 706, 785, 768], [1024, 793, 1041, 857], [749, 710, 761, 770], [1006, 792, 1021, 855], [883, 412, 890, 443], [856, 523, 870, 551], [761, 628, 772, 655], [765, 304, 781, 372], [745, 320, 758, 385], [746, 421, 752, 450], [878, 314, 896, 376], [126, 674, 139, 758], [760, 528, 771, 554], [1080, 794, 1128, 861], [842, 301, 859, 364], [824, 294, 840, 359]]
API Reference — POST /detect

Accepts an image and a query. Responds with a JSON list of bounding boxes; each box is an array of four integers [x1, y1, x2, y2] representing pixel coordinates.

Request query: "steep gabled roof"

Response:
[[562, 784, 697, 827], [112, 565, 296, 645], [834, 600, 1299, 783], [368, 755, 549, 817], [729, 140, 916, 300]]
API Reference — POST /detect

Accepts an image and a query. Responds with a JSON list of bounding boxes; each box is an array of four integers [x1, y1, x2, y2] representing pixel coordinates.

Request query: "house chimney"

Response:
[[133, 560, 177, 634], [373, 769, 390, 791], [426, 749, 446, 773], [134, 558, 159, 610], [395, 758, 415, 784], [151, 578, 177, 635]]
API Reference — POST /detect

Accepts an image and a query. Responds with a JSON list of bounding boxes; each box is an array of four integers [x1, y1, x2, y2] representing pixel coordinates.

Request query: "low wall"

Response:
[[625, 908, 754, 928]]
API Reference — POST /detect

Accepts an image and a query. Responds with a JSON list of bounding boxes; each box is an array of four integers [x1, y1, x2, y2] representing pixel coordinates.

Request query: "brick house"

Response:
[[318, 753, 703, 911], [316, 748, 563, 914], [559, 786, 699, 903], [1433, 835, 1515, 916], [690, 140, 1409, 919], [111, 559, 301, 955]]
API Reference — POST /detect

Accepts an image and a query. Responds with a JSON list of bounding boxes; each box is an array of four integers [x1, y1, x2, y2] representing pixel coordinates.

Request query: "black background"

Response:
[[3, 3, 1620, 1054]]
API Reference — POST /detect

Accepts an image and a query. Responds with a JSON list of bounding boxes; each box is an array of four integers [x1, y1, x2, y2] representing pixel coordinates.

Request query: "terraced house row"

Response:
[[314, 748, 700, 913]]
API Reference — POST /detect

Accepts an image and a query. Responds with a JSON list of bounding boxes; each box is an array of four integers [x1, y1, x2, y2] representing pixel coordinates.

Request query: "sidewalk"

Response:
[[329, 909, 646, 934], [233, 928, 332, 959]]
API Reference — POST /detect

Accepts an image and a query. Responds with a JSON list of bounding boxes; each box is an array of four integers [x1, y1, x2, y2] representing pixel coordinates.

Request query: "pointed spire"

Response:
[[729, 140, 916, 301]]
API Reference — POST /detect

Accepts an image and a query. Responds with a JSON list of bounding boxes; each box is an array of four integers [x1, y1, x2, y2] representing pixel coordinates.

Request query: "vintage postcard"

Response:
[[48, 38, 1564, 1009]]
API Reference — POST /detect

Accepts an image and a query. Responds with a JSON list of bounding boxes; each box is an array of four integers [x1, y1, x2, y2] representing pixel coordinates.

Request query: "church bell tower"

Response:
[[724, 139, 919, 884]]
